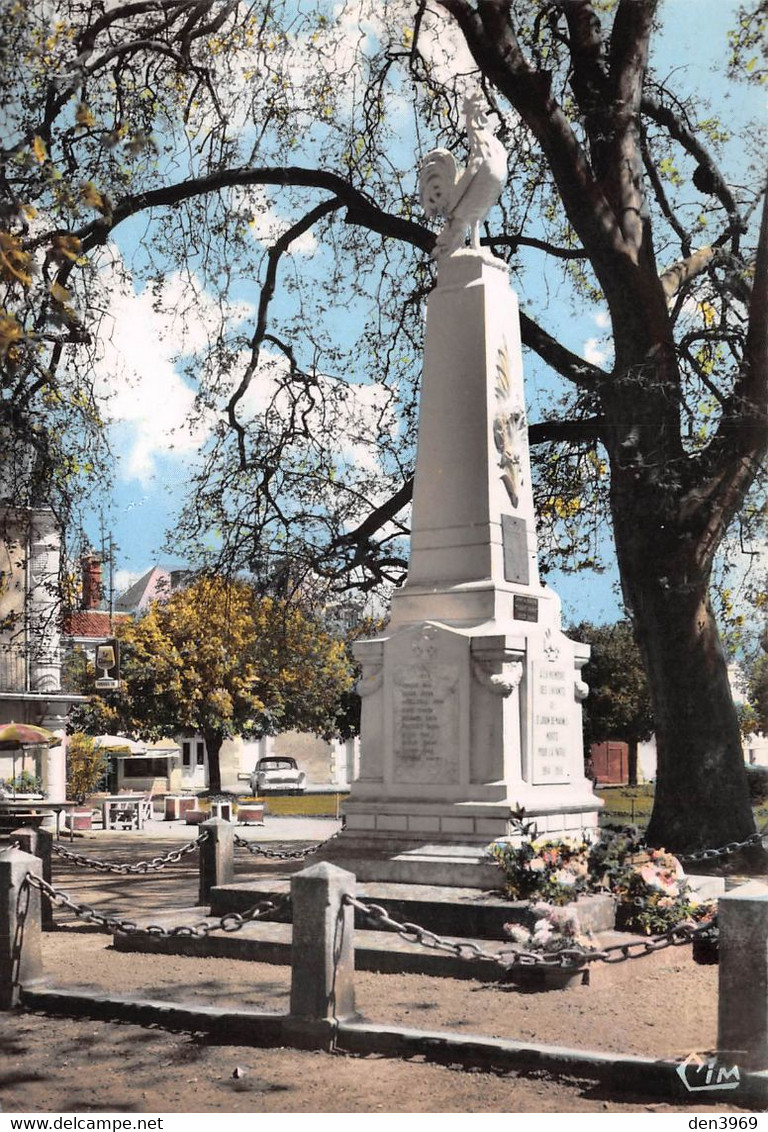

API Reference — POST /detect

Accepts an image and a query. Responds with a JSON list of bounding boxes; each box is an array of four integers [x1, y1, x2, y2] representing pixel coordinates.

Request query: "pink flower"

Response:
[[638, 863, 679, 896], [504, 923, 531, 945]]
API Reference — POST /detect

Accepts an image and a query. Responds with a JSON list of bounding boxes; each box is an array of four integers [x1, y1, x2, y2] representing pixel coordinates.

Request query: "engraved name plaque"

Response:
[[393, 663, 460, 784], [501, 514, 530, 585], [531, 660, 572, 784], [513, 594, 539, 622]]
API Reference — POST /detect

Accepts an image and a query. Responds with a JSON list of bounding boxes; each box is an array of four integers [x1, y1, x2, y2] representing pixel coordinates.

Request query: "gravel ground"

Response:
[[0, 821, 760, 1114]]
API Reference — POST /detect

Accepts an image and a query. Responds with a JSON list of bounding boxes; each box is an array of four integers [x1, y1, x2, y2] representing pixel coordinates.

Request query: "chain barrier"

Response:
[[511, 812, 768, 865], [50, 832, 208, 874], [25, 872, 291, 938], [233, 829, 340, 861], [344, 893, 718, 972], [677, 829, 766, 863]]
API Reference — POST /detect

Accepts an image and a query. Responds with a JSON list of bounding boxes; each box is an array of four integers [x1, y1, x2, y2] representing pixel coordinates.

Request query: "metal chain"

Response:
[[344, 893, 717, 971], [50, 832, 208, 874], [677, 829, 766, 863], [25, 872, 290, 937], [233, 829, 340, 861], [512, 815, 767, 864]]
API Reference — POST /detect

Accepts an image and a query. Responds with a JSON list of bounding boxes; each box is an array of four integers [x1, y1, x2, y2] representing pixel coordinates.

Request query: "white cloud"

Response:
[[113, 568, 142, 596], [594, 310, 611, 329], [583, 337, 609, 366], [92, 249, 251, 486], [236, 185, 318, 256]]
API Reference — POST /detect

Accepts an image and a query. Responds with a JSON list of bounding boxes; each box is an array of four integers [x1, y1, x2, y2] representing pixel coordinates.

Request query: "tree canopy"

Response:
[[3, 1, 766, 850], [69, 575, 355, 792], [572, 619, 655, 786]]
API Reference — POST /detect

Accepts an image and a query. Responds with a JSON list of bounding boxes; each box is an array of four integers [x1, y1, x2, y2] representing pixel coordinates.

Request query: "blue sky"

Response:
[[81, 1, 764, 627]]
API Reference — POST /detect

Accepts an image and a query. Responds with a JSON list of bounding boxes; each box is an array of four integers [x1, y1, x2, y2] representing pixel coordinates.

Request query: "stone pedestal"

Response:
[[323, 250, 600, 887], [718, 880, 768, 1069]]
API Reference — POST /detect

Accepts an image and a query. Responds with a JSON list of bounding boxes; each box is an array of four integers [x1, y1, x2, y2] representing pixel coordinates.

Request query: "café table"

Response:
[[101, 793, 147, 831], [0, 799, 77, 841]]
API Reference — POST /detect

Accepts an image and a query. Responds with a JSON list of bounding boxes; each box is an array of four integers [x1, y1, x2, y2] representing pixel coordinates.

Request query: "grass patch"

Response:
[[597, 784, 768, 837], [597, 784, 655, 829], [240, 792, 348, 817]]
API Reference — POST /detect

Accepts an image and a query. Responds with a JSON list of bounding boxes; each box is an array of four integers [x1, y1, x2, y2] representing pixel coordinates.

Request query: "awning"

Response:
[[114, 738, 181, 760]]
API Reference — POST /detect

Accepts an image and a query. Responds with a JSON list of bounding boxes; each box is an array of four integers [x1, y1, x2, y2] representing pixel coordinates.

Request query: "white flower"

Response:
[[553, 868, 577, 886]]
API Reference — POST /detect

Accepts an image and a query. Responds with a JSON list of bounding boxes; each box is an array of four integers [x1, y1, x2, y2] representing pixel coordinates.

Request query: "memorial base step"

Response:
[[110, 903, 697, 988], [209, 877, 616, 938]]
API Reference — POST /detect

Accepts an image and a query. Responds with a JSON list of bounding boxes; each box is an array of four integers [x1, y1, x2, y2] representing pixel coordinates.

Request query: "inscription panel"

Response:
[[501, 514, 530, 585], [513, 595, 539, 622], [393, 663, 460, 784], [531, 660, 572, 785]]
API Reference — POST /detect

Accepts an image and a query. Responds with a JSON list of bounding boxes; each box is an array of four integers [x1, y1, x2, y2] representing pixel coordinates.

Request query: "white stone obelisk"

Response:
[[325, 95, 601, 886]]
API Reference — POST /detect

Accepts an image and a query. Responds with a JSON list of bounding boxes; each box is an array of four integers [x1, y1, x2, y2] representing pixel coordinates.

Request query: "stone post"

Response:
[[0, 847, 44, 1009], [289, 862, 356, 1033], [718, 880, 768, 1069], [198, 817, 234, 906], [12, 828, 53, 929]]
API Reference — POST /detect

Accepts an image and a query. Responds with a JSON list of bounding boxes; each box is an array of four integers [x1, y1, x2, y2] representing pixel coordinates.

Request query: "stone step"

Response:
[[110, 906, 699, 988], [209, 876, 617, 938]]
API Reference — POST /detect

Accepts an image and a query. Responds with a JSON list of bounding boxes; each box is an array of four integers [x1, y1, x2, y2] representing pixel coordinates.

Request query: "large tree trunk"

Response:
[[203, 731, 223, 795], [627, 737, 638, 789], [612, 510, 755, 854]]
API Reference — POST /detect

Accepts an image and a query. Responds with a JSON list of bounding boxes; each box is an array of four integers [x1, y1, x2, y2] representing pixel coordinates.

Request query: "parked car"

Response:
[[249, 756, 307, 795]]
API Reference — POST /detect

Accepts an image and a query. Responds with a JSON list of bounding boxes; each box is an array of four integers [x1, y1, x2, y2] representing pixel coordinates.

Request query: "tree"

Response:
[[572, 620, 655, 787], [740, 652, 768, 737], [3, 1, 766, 852], [66, 732, 107, 803], [69, 576, 354, 793]]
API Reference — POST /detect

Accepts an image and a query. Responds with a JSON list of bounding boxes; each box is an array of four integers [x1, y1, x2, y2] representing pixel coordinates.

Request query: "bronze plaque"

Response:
[[513, 595, 539, 622]]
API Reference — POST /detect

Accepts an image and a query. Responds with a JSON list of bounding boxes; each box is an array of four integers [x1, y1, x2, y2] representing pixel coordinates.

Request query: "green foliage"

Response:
[[0, 770, 44, 795], [744, 765, 768, 805], [569, 620, 654, 749], [728, 2, 767, 85], [66, 732, 107, 803], [587, 824, 645, 888], [70, 575, 355, 791], [60, 646, 93, 696], [745, 654, 768, 734]]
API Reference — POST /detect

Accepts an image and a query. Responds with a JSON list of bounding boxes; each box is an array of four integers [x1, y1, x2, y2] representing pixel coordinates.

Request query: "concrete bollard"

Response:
[[198, 817, 234, 906], [289, 861, 357, 1038], [0, 847, 44, 1009], [12, 827, 53, 930], [718, 880, 768, 1070]]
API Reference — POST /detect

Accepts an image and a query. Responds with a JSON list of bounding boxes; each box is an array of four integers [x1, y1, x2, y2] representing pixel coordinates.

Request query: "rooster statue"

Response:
[[419, 91, 508, 260]]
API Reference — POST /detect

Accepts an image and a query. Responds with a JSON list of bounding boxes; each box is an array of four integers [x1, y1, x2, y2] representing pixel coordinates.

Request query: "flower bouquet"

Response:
[[488, 835, 592, 905], [612, 848, 715, 934]]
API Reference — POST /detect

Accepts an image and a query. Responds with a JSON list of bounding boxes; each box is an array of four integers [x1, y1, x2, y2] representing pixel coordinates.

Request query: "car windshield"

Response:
[[258, 759, 296, 771]]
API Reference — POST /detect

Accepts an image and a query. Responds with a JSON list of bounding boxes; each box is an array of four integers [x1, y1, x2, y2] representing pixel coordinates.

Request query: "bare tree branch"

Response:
[[529, 416, 605, 445], [226, 197, 344, 468], [519, 311, 608, 389], [660, 246, 717, 304], [641, 94, 745, 250]]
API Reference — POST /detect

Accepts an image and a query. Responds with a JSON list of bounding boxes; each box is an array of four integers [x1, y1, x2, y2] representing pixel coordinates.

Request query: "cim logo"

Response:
[[677, 1052, 741, 1093]]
